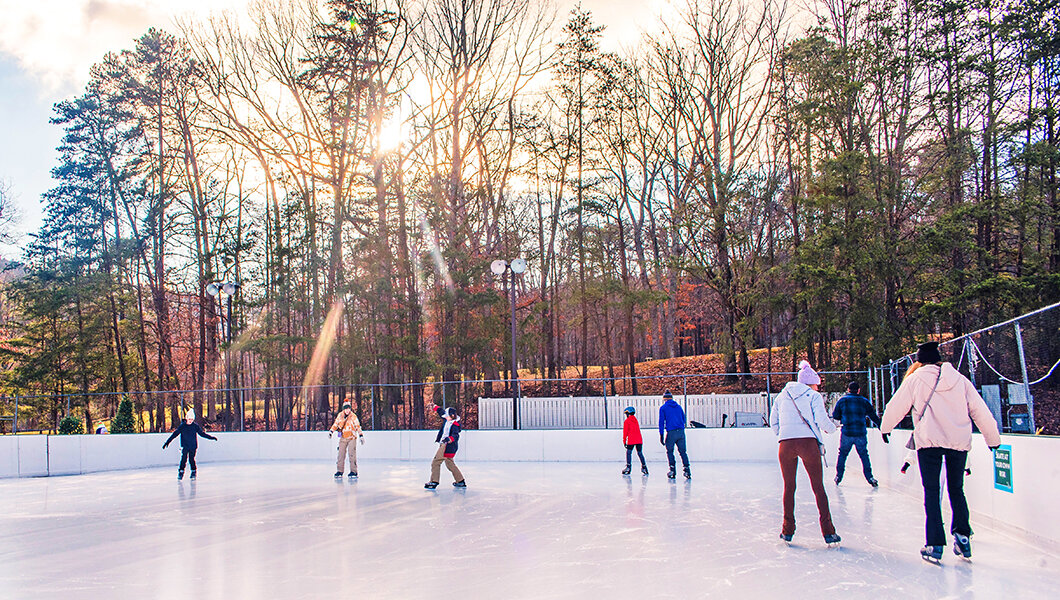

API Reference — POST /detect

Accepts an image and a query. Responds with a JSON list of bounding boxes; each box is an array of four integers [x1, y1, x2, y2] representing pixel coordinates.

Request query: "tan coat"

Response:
[[881, 363, 1001, 451], [331, 411, 363, 439]]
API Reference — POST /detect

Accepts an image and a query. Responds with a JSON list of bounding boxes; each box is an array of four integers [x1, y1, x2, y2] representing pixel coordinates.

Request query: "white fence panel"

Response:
[[478, 397, 513, 430], [482, 394, 771, 430]]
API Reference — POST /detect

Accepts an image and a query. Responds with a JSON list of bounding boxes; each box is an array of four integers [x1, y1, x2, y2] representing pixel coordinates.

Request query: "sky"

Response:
[[0, 0, 659, 260]]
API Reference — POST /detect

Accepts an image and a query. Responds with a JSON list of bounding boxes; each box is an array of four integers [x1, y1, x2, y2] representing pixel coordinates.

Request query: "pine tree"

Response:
[[111, 397, 136, 433]]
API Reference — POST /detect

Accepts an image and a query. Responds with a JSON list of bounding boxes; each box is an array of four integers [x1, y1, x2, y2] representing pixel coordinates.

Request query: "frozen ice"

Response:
[[1, 461, 1058, 599]]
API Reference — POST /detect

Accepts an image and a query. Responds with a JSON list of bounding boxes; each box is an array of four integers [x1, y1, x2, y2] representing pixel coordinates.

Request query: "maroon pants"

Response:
[[779, 437, 835, 536]]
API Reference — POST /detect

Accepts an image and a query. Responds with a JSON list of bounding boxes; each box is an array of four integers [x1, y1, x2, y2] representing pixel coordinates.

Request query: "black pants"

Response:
[[180, 448, 198, 471], [917, 447, 969, 546], [625, 444, 645, 466], [664, 429, 689, 468]]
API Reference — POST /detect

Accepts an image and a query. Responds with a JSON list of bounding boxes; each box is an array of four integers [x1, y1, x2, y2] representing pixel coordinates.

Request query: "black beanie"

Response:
[[847, 381, 860, 394], [916, 341, 942, 364]]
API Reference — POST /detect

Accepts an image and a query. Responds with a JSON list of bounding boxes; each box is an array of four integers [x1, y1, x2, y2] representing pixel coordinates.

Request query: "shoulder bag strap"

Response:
[[789, 391, 821, 444], [913, 368, 944, 423], [790, 391, 828, 466]]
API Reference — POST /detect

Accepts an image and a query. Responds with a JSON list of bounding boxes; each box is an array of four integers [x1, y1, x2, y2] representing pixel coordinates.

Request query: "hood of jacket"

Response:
[[781, 380, 814, 398]]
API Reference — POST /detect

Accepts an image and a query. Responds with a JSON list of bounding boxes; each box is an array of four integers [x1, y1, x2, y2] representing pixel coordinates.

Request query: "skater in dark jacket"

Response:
[[831, 381, 887, 487], [658, 391, 690, 480], [621, 406, 647, 475], [425, 404, 465, 489], [162, 409, 217, 480]]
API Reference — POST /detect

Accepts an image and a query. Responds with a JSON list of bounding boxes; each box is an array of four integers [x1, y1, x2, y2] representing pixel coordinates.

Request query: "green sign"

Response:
[[993, 444, 1013, 493]]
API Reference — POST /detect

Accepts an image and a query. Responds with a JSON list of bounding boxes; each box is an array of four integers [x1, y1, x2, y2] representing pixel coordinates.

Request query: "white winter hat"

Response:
[[797, 360, 821, 386], [185, 409, 196, 421]]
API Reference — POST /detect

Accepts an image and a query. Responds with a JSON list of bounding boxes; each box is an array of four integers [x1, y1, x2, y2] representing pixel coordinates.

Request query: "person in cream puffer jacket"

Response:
[[880, 342, 1001, 562], [880, 358, 1001, 452], [769, 361, 840, 546]]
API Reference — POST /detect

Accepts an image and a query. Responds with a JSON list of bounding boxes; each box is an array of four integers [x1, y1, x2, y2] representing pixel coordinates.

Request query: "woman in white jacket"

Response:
[[881, 342, 1002, 563], [770, 361, 840, 547]]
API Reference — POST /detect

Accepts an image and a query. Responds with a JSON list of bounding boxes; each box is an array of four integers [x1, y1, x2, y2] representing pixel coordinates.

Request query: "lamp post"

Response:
[[207, 281, 240, 431], [491, 258, 526, 430]]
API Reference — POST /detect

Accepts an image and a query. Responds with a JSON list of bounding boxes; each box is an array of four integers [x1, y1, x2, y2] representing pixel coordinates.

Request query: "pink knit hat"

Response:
[[797, 360, 821, 386]]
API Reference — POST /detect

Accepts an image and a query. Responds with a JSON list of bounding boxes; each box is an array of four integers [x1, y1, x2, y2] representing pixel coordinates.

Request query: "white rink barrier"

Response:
[[478, 393, 771, 429], [1, 428, 1055, 547], [863, 432, 1060, 551], [0, 428, 782, 479]]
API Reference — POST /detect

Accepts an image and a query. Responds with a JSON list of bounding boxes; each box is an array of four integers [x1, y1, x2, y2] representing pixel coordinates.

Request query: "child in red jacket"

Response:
[[622, 406, 648, 475]]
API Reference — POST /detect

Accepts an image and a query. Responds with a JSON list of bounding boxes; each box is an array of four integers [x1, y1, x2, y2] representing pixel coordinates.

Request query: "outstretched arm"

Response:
[[195, 423, 217, 441], [163, 429, 180, 448], [865, 398, 882, 428], [880, 380, 916, 434]]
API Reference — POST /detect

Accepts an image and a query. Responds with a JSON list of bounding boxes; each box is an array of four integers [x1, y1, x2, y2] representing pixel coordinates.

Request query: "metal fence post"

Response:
[[1014, 322, 1036, 433], [371, 386, 376, 430], [603, 377, 608, 429], [13, 396, 17, 434], [867, 368, 874, 409], [964, 340, 977, 388]]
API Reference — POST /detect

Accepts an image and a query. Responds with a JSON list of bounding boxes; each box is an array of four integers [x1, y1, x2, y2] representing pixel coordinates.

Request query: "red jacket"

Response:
[[623, 416, 643, 445]]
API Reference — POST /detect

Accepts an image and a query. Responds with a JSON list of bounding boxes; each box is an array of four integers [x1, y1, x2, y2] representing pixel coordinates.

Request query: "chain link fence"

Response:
[[874, 301, 1060, 436], [0, 370, 872, 434]]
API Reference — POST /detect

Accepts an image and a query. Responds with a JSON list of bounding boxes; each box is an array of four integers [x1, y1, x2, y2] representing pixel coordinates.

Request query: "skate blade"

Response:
[[921, 555, 942, 565], [827, 541, 841, 548]]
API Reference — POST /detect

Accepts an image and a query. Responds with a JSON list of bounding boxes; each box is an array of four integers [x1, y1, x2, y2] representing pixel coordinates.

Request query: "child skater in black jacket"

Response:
[[424, 404, 465, 489], [162, 409, 217, 480]]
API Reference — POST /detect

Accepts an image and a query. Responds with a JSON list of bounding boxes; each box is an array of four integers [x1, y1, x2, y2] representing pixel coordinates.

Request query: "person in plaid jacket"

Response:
[[830, 381, 885, 487]]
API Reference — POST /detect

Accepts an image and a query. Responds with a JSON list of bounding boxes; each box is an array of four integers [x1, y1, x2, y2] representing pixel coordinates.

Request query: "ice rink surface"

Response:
[[2, 460, 1058, 599]]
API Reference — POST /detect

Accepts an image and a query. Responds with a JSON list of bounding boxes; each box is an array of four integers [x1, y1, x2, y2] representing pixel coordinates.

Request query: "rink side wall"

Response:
[[1, 429, 1056, 547]]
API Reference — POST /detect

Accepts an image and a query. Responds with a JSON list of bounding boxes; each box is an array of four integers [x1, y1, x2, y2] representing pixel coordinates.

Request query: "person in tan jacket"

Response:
[[329, 402, 364, 478], [881, 342, 1002, 563]]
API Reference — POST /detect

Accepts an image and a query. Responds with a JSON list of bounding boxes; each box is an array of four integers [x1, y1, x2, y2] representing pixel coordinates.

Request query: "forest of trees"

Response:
[[1, 0, 1058, 432]]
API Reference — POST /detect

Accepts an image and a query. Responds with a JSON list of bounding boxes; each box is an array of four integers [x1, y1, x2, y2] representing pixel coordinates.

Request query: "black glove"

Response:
[[659, 434, 665, 446], [881, 433, 890, 444], [162, 442, 169, 449]]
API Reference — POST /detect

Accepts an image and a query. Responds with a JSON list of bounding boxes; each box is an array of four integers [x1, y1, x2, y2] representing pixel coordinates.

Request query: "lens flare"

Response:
[[301, 300, 346, 396]]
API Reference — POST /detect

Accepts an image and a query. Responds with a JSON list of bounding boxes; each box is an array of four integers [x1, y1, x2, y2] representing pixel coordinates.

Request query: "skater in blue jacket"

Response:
[[658, 391, 690, 480]]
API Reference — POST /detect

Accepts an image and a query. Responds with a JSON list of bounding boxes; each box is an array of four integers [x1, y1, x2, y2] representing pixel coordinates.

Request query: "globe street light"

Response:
[[491, 258, 526, 430], [207, 281, 240, 431]]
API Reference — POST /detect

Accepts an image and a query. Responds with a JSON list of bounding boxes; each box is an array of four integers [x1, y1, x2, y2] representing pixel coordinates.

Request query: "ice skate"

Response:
[[921, 545, 944, 564], [953, 533, 972, 559], [779, 533, 793, 544], [424, 481, 439, 489], [190, 470, 196, 480], [178, 469, 184, 480], [834, 474, 842, 485], [453, 480, 467, 488], [824, 534, 841, 548], [621, 465, 631, 475], [867, 478, 878, 488], [641, 465, 649, 476], [667, 466, 676, 479], [348, 472, 357, 479], [683, 466, 691, 480]]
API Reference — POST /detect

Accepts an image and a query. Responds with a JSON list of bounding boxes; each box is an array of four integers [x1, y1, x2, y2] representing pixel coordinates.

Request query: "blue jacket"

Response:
[[658, 400, 686, 434], [830, 393, 881, 438], [433, 405, 461, 456]]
